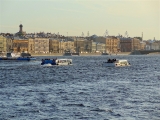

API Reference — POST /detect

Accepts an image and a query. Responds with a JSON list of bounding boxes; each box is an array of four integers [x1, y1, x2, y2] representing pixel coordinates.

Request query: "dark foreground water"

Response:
[[0, 55, 160, 120]]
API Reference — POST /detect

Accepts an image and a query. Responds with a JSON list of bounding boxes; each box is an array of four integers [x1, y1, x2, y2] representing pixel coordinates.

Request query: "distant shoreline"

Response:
[[31, 52, 131, 56]]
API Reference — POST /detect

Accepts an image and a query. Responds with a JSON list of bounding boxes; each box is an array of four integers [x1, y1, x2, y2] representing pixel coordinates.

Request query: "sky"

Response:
[[0, 0, 160, 40]]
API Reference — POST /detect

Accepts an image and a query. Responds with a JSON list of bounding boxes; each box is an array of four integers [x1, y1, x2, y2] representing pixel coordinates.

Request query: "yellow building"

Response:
[[106, 36, 120, 53], [74, 38, 85, 53], [95, 36, 120, 53], [132, 38, 141, 51], [13, 38, 28, 53], [73, 38, 92, 53], [0, 35, 13, 52], [49, 39, 59, 53], [28, 38, 35, 53], [34, 38, 49, 53], [59, 40, 74, 53]]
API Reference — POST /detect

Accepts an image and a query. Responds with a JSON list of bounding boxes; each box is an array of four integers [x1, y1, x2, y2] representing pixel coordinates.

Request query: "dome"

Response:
[[19, 24, 23, 27]]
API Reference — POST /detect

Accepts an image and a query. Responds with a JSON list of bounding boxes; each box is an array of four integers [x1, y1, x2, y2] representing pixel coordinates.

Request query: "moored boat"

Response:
[[0, 52, 36, 61], [102, 59, 130, 67]]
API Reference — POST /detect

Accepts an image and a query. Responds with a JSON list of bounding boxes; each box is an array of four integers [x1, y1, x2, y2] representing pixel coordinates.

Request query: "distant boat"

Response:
[[101, 53, 109, 55], [0, 52, 36, 61], [63, 52, 79, 56], [102, 59, 130, 67]]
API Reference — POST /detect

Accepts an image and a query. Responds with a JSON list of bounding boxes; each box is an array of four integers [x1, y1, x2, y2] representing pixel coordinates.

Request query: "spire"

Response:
[[124, 31, 129, 38], [103, 29, 108, 37], [87, 31, 89, 37], [19, 24, 23, 32]]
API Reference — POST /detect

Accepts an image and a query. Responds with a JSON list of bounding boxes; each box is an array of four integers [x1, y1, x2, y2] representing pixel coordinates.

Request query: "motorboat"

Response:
[[0, 52, 36, 61], [102, 59, 130, 67], [41, 58, 72, 66]]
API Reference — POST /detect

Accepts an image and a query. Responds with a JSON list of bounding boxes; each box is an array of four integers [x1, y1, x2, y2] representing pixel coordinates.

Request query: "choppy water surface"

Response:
[[0, 55, 160, 120]]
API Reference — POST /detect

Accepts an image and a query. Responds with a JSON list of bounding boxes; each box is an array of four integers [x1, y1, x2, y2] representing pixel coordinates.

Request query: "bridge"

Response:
[[131, 50, 160, 55]]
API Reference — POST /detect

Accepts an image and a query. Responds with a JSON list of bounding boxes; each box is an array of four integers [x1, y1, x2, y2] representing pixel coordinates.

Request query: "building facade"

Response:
[[96, 42, 106, 53], [106, 36, 120, 53], [94, 36, 120, 53], [13, 38, 28, 53], [0, 35, 13, 52], [59, 40, 74, 53], [34, 38, 49, 53], [132, 38, 141, 51], [91, 42, 96, 53], [28, 38, 35, 53], [74, 38, 85, 53], [73, 38, 92, 53], [83, 40, 92, 53], [49, 39, 59, 53], [120, 37, 141, 52]]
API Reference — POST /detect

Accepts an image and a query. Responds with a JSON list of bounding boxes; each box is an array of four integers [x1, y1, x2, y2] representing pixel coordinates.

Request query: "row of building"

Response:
[[0, 24, 159, 54]]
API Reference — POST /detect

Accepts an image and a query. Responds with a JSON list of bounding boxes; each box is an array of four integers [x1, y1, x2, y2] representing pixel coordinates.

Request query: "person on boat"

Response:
[[107, 59, 111, 63]]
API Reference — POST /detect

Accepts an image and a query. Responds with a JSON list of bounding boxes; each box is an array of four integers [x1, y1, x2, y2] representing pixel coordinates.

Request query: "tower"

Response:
[[103, 30, 108, 37], [124, 31, 129, 38], [87, 31, 89, 37], [19, 24, 23, 32], [81, 32, 84, 37]]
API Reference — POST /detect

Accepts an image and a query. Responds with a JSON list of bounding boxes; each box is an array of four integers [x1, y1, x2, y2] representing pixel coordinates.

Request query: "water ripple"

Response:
[[0, 55, 160, 119]]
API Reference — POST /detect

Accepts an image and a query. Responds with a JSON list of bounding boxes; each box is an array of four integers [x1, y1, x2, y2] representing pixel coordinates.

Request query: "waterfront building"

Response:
[[132, 38, 141, 51], [59, 39, 74, 53], [91, 42, 96, 53], [0, 35, 13, 53], [120, 38, 132, 52], [120, 37, 141, 52], [74, 37, 91, 53], [34, 38, 49, 53], [94, 36, 120, 53], [84, 39, 92, 53], [28, 38, 35, 53], [106, 36, 120, 54], [74, 38, 84, 53], [13, 37, 28, 53], [140, 41, 146, 50], [150, 41, 160, 50], [64, 40, 74, 53], [96, 42, 106, 53], [49, 38, 59, 53], [145, 41, 151, 50]]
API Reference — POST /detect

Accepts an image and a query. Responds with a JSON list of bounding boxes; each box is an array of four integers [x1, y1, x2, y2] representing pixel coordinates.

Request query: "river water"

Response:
[[0, 55, 160, 120]]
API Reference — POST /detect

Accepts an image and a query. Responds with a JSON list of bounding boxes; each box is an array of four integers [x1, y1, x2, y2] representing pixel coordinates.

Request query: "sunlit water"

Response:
[[0, 55, 160, 120]]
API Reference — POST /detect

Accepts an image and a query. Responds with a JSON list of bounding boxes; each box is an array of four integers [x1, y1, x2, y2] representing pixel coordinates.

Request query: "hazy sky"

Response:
[[0, 0, 159, 40]]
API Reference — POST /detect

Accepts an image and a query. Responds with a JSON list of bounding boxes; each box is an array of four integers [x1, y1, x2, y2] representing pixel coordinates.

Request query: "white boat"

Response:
[[55, 59, 72, 65], [102, 59, 130, 67]]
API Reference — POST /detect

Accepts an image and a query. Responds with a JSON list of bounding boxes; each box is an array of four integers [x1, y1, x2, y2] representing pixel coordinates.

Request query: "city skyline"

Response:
[[0, 0, 159, 40]]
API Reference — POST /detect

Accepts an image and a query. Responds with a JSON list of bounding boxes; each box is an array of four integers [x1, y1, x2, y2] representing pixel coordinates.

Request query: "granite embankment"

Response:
[[31, 52, 131, 56]]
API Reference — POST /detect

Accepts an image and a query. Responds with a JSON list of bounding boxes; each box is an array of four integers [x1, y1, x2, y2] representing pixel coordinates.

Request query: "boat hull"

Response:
[[0, 57, 36, 61]]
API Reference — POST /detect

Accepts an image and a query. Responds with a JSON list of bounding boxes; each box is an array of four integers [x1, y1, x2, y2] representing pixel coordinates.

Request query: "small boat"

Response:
[[41, 58, 72, 66], [0, 52, 36, 61], [102, 59, 130, 67]]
